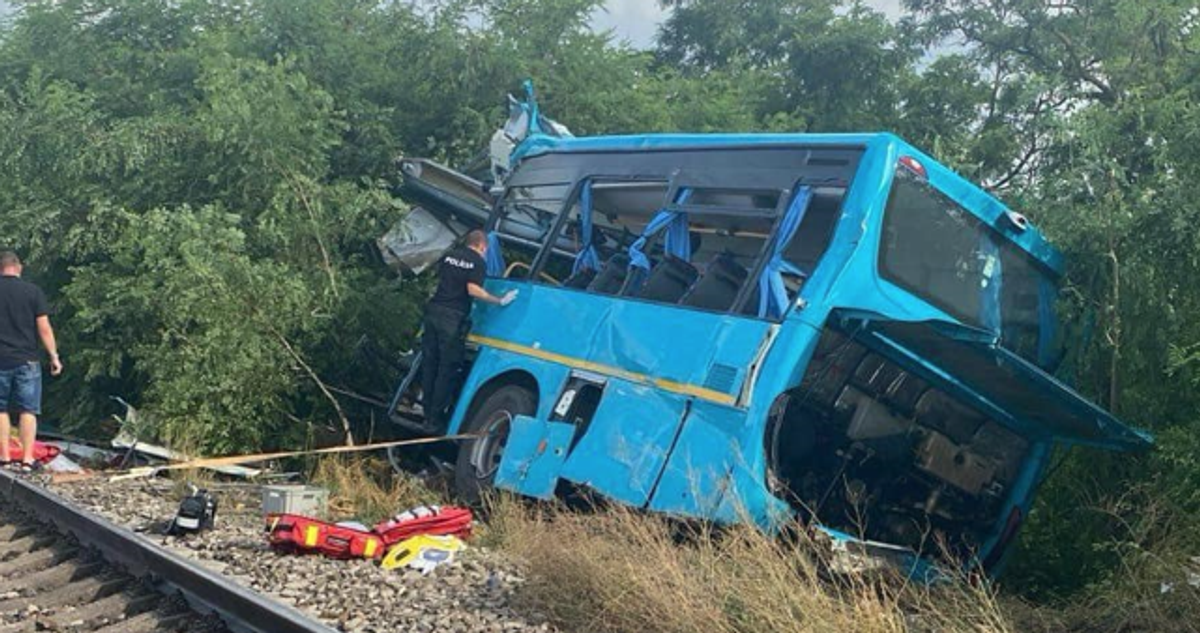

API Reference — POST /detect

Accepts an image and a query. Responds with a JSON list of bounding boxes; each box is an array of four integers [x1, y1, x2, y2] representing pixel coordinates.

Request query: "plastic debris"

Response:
[[380, 534, 466, 574], [45, 453, 83, 473]]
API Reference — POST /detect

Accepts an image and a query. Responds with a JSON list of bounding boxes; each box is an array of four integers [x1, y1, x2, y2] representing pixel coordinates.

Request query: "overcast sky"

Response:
[[0, 1, 906, 47], [593, 0, 907, 49]]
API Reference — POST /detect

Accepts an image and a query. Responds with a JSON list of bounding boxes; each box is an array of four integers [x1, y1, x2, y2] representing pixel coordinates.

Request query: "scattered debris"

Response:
[[167, 485, 219, 535], [41, 434, 121, 466], [382, 534, 467, 574], [378, 206, 463, 277], [44, 452, 83, 473], [45, 476, 551, 632], [112, 430, 263, 479], [111, 434, 474, 482], [262, 484, 329, 517]]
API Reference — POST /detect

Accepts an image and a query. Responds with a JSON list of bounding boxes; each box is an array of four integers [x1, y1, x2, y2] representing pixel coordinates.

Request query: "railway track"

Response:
[[0, 471, 336, 633]]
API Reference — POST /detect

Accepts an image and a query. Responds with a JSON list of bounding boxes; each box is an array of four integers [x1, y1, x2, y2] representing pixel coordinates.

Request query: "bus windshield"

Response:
[[879, 168, 1062, 368]]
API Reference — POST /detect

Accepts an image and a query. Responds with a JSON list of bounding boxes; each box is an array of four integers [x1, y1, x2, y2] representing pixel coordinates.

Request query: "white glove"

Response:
[[499, 290, 519, 307]]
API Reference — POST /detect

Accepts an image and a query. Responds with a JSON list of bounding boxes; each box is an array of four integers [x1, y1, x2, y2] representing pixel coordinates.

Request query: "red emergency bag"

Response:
[[266, 514, 384, 560], [6, 440, 60, 464], [373, 505, 473, 545]]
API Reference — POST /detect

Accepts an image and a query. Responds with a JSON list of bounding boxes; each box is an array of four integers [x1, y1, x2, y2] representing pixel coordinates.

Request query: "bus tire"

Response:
[[454, 384, 537, 505]]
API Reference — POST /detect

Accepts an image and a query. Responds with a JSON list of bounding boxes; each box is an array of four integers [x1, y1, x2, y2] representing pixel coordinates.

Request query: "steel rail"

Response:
[[0, 470, 336, 633]]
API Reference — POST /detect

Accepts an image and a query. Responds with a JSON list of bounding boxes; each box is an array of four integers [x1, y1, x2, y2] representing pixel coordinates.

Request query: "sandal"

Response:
[[16, 461, 41, 474]]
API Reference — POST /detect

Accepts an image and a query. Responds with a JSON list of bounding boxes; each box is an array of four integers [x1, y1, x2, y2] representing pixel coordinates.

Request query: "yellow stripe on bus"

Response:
[[467, 334, 737, 407]]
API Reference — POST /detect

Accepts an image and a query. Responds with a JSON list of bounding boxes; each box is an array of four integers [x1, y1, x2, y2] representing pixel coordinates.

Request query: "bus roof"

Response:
[[512, 132, 884, 162], [512, 132, 1065, 276]]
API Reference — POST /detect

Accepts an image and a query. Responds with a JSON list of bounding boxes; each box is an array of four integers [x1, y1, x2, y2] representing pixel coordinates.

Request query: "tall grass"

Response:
[[1014, 491, 1200, 633], [489, 499, 1015, 633], [310, 456, 435, 523]]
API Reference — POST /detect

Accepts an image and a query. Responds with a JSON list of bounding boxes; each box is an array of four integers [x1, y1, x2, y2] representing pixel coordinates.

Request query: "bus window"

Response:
[[683, 185, 847, 317], [547, 181, 776, 311], [493, 182, 572, 279], [879, 168, 1062, 367], [999, 236, 1063, 369], [782, 187, 846, 276], [551, 180, 667, 289], [879, 169, 994, 328], [543, 180, 848, 319], [682, 214, 774, 315]]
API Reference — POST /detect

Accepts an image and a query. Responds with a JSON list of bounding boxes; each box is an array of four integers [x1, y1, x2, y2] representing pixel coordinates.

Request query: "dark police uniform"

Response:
[[0, 275, 49, 415], [421, 246, 486, 429]]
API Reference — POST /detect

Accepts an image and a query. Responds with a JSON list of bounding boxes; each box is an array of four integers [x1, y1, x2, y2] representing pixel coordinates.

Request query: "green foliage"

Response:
[[0, 0, 1197, 603], [64, 206, 310, 449]]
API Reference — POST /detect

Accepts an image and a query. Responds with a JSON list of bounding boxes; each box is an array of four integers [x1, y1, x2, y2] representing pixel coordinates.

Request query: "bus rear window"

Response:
[[879, 170, 992, 327], [879, 169, 1061, 367]]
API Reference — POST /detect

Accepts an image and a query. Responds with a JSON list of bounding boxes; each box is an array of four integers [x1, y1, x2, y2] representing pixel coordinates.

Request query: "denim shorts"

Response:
[[0, 362, 42, 415]]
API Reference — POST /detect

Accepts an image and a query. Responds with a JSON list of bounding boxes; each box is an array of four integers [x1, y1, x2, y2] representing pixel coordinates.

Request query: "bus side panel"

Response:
[[445, 346, 569, 435], [469, 281, 771, 404], [647, 401, 747, 519], [976, 441, 1051, 572], [650, 405, 795, 527], [495, 415, 577, 499], [649, 322, 832, 524], [558, 378, 690, 506]]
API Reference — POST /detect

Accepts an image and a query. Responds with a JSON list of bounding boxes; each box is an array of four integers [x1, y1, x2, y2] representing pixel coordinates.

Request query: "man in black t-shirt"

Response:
[[0, 251, 63, 472], [421, 231, 517, 430]]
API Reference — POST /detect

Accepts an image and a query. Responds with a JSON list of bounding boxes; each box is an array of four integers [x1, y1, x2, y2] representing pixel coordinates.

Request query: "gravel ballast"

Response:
[[43, 476, 553, 633]]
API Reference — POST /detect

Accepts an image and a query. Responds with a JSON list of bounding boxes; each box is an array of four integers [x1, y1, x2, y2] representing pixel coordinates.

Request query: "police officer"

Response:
[[421, 230, 516, 430]]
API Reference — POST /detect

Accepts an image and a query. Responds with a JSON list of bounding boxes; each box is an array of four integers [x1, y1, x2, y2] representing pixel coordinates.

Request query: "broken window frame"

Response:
[[492, 147, 862, 320]]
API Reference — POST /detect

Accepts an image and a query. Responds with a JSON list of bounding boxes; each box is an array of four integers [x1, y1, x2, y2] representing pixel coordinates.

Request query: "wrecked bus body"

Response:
[[391, 131, 1153, 576]]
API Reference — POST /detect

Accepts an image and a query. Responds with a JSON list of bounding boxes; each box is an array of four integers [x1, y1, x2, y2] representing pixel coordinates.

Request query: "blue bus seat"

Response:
[[620, 264, 649, 296], [637, 255, 699, 304], [563, 266, 597, 289], [683, 252, 753, 313], [588, 253, 632, 295]]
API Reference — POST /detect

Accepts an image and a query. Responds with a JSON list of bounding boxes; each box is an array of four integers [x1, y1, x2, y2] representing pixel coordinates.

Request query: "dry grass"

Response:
[[264, 458, 1199, 633], [158, 426, 215, 490], [1008, 520, 1200, 633], [310, 455, 436, 523], [488, 498, 1015, 633], [999, 552, 1200, 633]]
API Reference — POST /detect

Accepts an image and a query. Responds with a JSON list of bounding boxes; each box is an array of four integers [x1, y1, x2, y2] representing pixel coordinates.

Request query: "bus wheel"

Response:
[[454, 384, 536, 504]]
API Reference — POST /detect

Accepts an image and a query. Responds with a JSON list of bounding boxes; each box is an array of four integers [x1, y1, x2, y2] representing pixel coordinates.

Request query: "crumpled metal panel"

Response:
[[647, 401, 743, 519], [445, 350, 570, 435], [472, 282, 769, 404], [495, 416, 576, 500], [376, 207, 459, 277], [558, 378, 688, 506]]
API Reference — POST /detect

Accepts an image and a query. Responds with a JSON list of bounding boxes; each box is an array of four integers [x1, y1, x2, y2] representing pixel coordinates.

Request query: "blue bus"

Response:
[[390, 131, 1152, 575]]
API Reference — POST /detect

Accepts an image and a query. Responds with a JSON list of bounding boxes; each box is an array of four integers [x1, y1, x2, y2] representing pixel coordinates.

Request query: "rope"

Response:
[[107, 434, 480, 482]]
